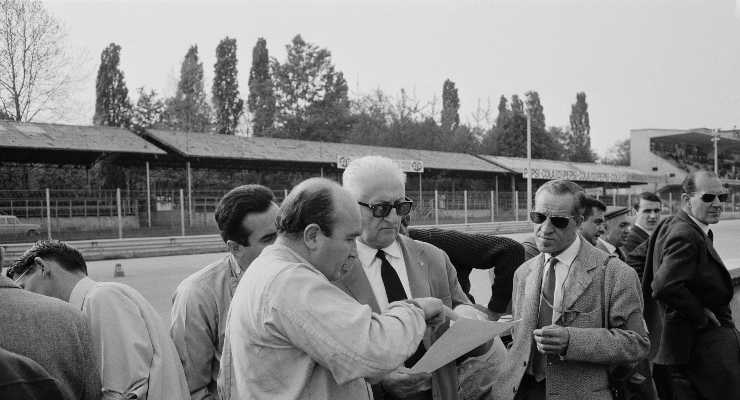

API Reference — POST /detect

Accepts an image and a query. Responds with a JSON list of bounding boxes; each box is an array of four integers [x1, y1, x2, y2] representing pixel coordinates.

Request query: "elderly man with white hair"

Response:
[[336, 155, 492, 400]]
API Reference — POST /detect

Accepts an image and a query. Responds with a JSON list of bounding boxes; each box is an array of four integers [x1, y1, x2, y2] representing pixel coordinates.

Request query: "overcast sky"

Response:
[[44, 0, 740, 157]]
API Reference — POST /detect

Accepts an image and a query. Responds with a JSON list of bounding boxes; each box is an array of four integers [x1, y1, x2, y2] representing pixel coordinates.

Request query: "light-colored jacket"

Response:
[[335, 234, 472, 400], [491, 240, 650, 400], [218, 242, 427, 400], [170, 254, 242, 400]]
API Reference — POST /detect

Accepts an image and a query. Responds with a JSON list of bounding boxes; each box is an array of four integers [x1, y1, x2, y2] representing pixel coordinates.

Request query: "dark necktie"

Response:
[[708, 229, 714, 243], [531, 256, 558, 382], [377, 250, 407, 302], [376, 250, 427, 370]]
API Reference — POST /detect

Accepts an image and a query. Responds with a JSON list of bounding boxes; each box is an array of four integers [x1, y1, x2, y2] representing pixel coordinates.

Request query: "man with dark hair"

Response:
[[170, 184, 279, 400], [491, 179, 648, 400], [578, 196, 607, 246], [596, 207, 632, 261], [643, 170, 740, 399], [623, 192, 662, 253], [218, 178, 446, 399], [9, 240, 188, 400], [1, 260, 100, 400]]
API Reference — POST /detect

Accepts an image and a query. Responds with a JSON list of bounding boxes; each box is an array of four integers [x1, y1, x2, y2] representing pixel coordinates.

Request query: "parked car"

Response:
[[0, 215, 41, 236]]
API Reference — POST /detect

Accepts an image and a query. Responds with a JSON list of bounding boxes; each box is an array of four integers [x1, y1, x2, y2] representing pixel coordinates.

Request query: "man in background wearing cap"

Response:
[[597, 206, 632, 261]]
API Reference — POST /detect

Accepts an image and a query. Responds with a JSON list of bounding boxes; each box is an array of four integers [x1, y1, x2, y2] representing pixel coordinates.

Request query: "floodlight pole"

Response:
[[712, 129, 720, 175], [526, 111, 532, 213]]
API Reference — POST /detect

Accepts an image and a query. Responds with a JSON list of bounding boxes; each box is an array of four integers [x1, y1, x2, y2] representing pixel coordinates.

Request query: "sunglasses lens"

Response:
[[718, 193, 729, 202], [529, 212, 547, 224], [700, 194, 716, 203], [372, 204, 393, 218], [550, 217, 571, 229], [396, 202, 413, 216]]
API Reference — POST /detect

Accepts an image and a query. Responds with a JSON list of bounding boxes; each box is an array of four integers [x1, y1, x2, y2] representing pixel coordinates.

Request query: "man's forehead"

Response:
[[535, 192, 575, 212], [694, 176, 725, 193], [638, 199, 661, 209], [359, 179, 404, 200]]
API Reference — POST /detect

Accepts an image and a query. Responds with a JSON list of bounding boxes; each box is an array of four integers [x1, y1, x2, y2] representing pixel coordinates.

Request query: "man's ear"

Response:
[[34, 257, 49, 277], [303, 224, 321, 250], [226, 240, 241, 254]]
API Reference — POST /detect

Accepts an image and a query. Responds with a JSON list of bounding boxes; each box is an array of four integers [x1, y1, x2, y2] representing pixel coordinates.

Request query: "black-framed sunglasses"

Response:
[[529, 211, 576, 229], [696, 193, 729, 203], [358, 198, 414, 218]]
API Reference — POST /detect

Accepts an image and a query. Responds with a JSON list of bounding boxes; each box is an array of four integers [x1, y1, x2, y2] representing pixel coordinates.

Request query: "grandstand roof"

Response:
[[143, 129, 511, 174], [477, 155, 654, 183], [0, 121, 165, 165]]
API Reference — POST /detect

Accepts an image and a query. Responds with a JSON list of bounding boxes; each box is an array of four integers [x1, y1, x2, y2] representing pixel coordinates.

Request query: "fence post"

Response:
[[284, 189, 288, 201], [463, 190, 468, 225], [733, 192, 736, 218], [514, 191, 519, 221], [180, 189, 185, 236], [434, 190, 439, 226], [668, 192, 673, 214], [45, 189, 51, 240], [116, 188, 123, 239], [146, 161, 152, 228], [490, 190, 495, 223], [627, 192, 632, 209], [612, 190, 617, 207]]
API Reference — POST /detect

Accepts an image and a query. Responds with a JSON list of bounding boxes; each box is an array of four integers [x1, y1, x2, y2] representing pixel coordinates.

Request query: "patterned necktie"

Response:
[[376, 249, 426, 369], [377, 250, 407, 302], [538, 257, 558, 328]]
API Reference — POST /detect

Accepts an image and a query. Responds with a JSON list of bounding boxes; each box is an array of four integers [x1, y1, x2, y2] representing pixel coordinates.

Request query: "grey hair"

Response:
[[682, 170, 720, 195], [342, 155, 406, 199]]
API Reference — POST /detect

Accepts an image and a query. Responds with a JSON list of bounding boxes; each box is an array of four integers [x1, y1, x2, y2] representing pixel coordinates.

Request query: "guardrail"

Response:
[[0, 221, 533, 266]]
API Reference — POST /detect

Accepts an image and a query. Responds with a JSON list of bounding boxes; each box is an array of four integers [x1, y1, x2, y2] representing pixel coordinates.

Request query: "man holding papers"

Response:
[[336, 156, 490, 400], [491, 179, 649, 400]]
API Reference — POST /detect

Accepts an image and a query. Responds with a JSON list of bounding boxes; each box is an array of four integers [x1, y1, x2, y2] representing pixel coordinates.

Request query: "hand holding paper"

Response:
[[409, 318, 519, 374], [380, 367, 432, 398]]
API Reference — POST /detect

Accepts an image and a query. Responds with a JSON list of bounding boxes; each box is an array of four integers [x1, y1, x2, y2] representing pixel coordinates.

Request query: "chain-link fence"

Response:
[[1, 188, 739, 243]]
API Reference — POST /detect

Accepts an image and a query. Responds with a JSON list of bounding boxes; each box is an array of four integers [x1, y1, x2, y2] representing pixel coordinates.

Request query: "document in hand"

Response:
[[408, 318, 520, 374]]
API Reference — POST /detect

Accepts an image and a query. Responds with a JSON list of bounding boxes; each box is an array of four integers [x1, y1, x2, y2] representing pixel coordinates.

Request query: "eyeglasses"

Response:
[[529, 211, 576, 229], [11, 265, 32, 284], [696, 193, 729, 203], [358, 198, 414, 218]]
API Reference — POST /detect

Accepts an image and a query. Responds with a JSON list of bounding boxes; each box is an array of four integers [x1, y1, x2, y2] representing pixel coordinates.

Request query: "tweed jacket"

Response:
[[407, 227, 525, 312], [0, 275, 101, 400], [595, 239, 626, 261], [642, 210, 734, 365], [622, 225, 650, 254], [490, 240, 650, 400], [335, 234, 471, 400]]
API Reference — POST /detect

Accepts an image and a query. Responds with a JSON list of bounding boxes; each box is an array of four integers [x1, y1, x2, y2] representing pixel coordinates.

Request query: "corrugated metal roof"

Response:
[[145, 129, 510, 173], [0, 121, 165, 155]]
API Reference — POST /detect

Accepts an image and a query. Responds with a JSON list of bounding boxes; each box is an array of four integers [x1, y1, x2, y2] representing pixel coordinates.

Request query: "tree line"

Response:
[[1, 0, 630, 166]]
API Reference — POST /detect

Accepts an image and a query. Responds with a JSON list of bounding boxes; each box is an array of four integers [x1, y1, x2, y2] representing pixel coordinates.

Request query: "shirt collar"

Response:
[[598, 237, 617, 254], [227, 253, 243, 279], [355, 239, 402, 267], [544, 235, 581, 267], [687, 214, 710, 236], [69, 276, 96, 311]]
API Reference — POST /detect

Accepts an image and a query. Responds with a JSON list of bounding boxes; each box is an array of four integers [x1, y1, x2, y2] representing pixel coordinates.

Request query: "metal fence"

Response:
[[1, 188, 738, 243]]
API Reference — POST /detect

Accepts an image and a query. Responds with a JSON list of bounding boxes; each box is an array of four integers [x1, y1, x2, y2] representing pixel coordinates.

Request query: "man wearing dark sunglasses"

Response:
[[643, 170, 739, 400], [491, 179, 649, 400], [337, 155, 489, 400]]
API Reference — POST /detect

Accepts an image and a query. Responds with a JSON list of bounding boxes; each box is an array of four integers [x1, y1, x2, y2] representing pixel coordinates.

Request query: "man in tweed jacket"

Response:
[[490, 180, 649, 400]]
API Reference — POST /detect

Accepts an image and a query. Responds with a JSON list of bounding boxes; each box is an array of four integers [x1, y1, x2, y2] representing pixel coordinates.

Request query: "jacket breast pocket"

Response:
[[560, 307, 601, 328]]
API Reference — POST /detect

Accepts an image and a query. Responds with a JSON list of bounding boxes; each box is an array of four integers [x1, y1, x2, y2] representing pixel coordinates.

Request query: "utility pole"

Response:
[[712, 129, 720, 175], [526, 111, 532, 213]]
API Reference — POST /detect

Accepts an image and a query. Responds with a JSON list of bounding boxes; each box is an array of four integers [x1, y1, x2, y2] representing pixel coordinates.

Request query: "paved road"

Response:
[[83, 219, 740, 324]]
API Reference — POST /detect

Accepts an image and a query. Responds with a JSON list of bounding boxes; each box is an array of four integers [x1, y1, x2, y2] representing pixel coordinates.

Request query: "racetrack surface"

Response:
[[83, 219, 740, 325]]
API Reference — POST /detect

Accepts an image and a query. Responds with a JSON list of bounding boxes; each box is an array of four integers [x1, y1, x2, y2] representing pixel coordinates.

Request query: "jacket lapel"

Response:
[[676, 210, 728, 270], [398, 235, 431, 298], [520, 255, 545, 330], [335, 257, 382, 313], [557, 244, 598, 323]]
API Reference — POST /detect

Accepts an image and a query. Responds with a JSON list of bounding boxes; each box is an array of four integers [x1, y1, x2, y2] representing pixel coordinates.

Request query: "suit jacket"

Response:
[[0, 276, 101, 400], [0, 347, 65, 399], [407, 227, 525, 313], [623, 225, 649, 254], [642, 209, 734, 365], [490, 240, 650, 400], [335, 234, 471, 400], [595, 239, 626, 261]]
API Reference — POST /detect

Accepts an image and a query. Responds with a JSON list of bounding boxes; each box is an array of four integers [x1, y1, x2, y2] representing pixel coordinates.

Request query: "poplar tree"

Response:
[[568, 92, 596, 162], [440, 79, 460, 132], [212, 37, 243, 135], [164, 45, 211, 132], [248, 38, 275, 136], [93, 43, 130, 127]]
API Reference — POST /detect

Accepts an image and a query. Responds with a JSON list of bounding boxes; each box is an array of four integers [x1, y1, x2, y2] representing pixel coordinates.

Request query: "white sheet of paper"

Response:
[[408, 318, 520, 374]]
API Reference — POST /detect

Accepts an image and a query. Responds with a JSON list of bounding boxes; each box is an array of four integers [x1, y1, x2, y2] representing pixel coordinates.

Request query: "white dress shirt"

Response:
[[542, 236, 582, 324], [687, 214, 711, 236], [355, 239, 411, 311]]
